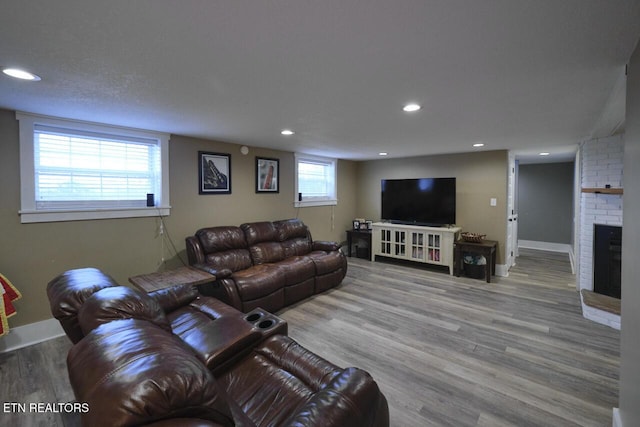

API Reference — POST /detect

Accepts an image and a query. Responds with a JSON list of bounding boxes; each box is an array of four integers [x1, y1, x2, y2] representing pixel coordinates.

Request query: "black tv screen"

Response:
[[381, 178, 456, 226]]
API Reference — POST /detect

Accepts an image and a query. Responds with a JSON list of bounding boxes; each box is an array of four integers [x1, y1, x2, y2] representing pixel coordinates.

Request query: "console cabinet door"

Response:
[[409, 231, 426, 261], [426, 232, 442, 264], [379, 228, 392, 256], [394, 230, 406, 257]]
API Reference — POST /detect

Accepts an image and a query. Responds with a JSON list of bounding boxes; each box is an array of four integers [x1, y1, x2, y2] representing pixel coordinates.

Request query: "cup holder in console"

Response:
[[245, 312, 262, 323], [258, 319, 275, 329], [243, 307, 288, 337]]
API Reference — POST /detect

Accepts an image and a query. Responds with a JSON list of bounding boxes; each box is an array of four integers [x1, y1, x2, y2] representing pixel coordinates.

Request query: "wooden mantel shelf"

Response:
[[582, 187, 623, 195]]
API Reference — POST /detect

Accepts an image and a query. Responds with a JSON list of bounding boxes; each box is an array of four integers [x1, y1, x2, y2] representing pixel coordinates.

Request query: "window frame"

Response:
[[17, 112, 171, 223], [294, 153, 338, 208]]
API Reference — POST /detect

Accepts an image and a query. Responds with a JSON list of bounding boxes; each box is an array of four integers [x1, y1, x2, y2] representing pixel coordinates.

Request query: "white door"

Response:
[[506, 153, 519, 270]]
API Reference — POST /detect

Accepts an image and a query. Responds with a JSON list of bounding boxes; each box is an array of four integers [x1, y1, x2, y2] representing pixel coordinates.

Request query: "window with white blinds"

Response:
[[18, 113, 170, 223], [34, 125, 161, 209], [294, 153, 337, 207]]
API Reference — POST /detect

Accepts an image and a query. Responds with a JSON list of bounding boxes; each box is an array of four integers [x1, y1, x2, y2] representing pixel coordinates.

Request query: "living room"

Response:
[[1, 2, 640, 427]]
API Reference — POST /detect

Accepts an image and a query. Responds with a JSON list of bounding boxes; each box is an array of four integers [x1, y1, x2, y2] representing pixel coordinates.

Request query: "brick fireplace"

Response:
[[578, 135, 623, 329]]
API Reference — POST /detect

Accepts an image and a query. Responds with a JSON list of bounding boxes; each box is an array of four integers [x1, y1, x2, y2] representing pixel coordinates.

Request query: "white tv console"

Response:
[[371, 222, 461, 275]]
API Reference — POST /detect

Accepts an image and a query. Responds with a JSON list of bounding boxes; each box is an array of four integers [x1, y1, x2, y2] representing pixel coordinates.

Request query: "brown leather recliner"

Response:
[[186, 219, 347, 313], [47, 268, 389, 427]]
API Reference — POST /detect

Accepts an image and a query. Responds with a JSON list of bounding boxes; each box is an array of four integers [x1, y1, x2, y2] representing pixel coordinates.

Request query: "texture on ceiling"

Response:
[[1, 1, 639, 161]]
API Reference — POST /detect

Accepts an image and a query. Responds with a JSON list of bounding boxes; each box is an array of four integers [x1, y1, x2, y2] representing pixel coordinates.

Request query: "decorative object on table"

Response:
[[353, 218, 365, 230], [198, 151, 231, 194], [256, 157, 279, 193], [365, 220, 373, 230], [1, 273, 22, 337], [461, 232, 486, 242]]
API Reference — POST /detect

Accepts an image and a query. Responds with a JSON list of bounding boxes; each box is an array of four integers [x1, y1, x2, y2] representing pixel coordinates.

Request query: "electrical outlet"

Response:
[[490, 198, 497, 206]]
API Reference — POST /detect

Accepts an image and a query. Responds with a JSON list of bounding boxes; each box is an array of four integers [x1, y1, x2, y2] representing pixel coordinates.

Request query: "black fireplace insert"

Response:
[[593, 224, 622, 299]]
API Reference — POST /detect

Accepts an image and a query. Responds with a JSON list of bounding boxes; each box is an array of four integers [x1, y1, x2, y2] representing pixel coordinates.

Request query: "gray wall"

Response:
[[517, 162, 574, 244], [620, 39, 640, 426]]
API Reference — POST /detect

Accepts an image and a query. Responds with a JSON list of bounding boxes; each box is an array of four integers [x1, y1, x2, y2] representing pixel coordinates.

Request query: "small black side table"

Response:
[[454, 239, 498, 283], [346, 229, 372, 259]]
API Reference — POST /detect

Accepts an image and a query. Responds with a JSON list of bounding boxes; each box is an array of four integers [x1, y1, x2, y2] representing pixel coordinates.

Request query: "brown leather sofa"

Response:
[[186, 219, 347, 313], [47, 268, 389, 427]]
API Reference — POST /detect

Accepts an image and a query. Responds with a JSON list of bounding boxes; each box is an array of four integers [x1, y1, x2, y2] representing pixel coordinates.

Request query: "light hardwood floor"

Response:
[[0, 249, 619, 427]]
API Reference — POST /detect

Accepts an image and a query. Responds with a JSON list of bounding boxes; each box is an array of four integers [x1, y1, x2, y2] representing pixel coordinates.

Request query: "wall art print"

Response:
[[199, 151, 231, 194]]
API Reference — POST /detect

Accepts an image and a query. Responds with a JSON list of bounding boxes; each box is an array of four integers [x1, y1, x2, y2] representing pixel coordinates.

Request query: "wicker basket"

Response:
[[460, 232, 486, 243]]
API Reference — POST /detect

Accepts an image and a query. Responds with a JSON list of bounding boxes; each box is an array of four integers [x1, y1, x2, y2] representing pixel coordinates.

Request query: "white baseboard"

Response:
[[518, 240, 572, 253], [0, 318, 65, 353], [613, 408, 622, 427], [496, 264, 509, 277]]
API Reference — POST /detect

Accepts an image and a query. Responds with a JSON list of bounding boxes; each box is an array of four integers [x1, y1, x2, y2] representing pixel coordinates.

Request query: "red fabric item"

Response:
[[1, 273, 21, 337]]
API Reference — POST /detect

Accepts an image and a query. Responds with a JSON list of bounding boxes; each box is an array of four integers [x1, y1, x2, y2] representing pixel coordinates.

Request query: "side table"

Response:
[[454, 239, 498, 283], [346, 229, 372, 259], [129, 266, 216, 293]]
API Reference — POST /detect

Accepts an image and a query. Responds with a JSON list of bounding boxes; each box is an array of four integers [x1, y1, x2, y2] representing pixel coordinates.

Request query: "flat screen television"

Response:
[[381, 178, 456, 226]]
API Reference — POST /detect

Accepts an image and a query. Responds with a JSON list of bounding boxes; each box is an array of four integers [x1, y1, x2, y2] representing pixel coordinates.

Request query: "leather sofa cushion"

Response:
[[196, 226, 254, 272], [68, 319, 235, 427], [275, 219, 313, 257], [197, 226, 247, 253], [309, 250, 346, 275], [275, 256, 316, 286], [250, 241, 285, 264], [78, 286, 171, 336], [232, 265, 285, 300], [283, 367, 389, 427], [241, 221, 279, 245], [205, 249, 253, 272], [46, 267, 119, 343], [142, 419, 228, 427], [148, 284, 200, 313], [280, 237, 312, 258], [274, 218, 309, 241], [218, 335, 341, 426], [242, 222, 286, 264]]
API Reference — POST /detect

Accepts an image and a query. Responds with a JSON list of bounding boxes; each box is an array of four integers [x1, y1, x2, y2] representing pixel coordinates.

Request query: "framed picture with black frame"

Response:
[[199, 151, 231, 194], [256, 157, 279, 193]]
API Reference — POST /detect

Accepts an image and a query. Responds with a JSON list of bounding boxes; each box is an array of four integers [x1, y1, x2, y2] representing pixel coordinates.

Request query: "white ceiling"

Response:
[[1, 1, 639, 162]]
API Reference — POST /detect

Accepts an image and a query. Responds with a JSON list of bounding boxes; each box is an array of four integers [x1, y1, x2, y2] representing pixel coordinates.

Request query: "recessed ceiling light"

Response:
[[379, 152, 388, 156], [2, 67, 41, 81], [281, 129, 294, 136], [539, 152, 550, 156], [402, 103, 421, 112], [473, 143, 485, 147]]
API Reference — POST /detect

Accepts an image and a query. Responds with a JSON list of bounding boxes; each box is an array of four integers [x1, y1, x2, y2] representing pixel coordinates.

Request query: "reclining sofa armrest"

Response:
[[193, 264, 232, 279], [46, 267, 120, 343], [282, 368, 389, 427], [312, 240, 341, 252], [186, 236, 206, 265]]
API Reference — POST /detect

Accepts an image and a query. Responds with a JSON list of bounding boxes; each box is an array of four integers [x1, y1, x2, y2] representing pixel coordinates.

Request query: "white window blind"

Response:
[[295, 154, 337, 207], [18, 112, 170, 223], [34, 125, 161, 209]]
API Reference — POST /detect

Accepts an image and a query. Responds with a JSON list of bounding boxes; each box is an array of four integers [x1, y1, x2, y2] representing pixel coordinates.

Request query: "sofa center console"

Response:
[[244, 307, 288, 339]]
